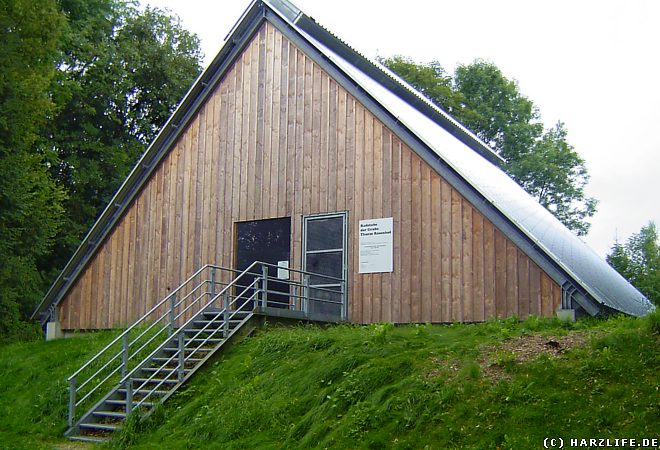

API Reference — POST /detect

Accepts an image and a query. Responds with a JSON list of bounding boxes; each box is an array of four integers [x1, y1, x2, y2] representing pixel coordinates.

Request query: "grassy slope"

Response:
[[0, 330, 120, 450], [1, 315, 658, 450]]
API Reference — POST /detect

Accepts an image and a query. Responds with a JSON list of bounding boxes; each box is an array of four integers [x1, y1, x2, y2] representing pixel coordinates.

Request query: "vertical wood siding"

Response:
[[58, 22, 561, 329]]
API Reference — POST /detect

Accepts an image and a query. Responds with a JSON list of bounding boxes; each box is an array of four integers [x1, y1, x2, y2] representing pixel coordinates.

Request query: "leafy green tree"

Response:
[[0, 0, 66, 336], [512, 122, 597, 235], [607, 222, 660, 305], [452, 61, 542, 163], [382, 56, 463, 114], [0, 0, 203, 335], [43, 0, 204, 271], [380, 56, 597, 235]]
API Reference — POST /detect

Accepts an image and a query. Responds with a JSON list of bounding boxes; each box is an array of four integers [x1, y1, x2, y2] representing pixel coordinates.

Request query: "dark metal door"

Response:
[[235, 217, 291, 309]]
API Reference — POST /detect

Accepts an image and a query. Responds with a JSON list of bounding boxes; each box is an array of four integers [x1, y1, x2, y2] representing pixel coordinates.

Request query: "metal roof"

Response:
[[285, 8, 653, 316], [33, 0, 654, 321]]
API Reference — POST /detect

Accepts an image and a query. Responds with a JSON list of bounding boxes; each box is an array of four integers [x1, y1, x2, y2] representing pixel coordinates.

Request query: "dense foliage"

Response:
[[44, 0, 203, 274], [607, 222, 660, 305], [0, 0, 66, 337], [381, 56, 597, 235], [0, 0, 203, 338]]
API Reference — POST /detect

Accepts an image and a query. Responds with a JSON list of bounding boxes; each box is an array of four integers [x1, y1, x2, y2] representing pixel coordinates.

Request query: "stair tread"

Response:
[[117, 388, 170, 396], [131, 378, 178, 384], [194, 318, 246, 323], [105, 399, 155, 407], [186, 330, 229, 336], [162, 347, 214, 352], [185, 328, 226, 333], [93, 411, 126, 418], [184, 337, 224, 342], [196, 321, 244, 324], [164, 344, 217, 350], [79, 422, 121, 431], [140, 367, 191, 372], [152, 357, 203, 362], [68, 435, 108, 443]]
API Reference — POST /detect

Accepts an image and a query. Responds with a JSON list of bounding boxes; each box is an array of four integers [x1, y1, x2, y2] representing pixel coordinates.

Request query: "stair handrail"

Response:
[[66, 260, 348, 428], [115, 259, 348, 412], [67, 264, 216, 383], [122, 269, 262, 410], [72, 277, 209, 403], [247, 261, 344, 282], [118, 261, 262, 387], [67, 264, 223, 426]]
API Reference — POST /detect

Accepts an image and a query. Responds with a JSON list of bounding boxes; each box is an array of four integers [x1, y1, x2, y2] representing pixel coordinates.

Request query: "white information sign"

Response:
[[277, 260, 289, 280], [359, 217, 394, 273]]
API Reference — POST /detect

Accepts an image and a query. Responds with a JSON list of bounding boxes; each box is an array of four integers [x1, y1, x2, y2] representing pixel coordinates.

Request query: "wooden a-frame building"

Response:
[[33, 0, 653, 334]]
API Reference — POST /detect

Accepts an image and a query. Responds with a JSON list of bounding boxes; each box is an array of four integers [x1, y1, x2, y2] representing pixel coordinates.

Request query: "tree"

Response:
[[383, 56, 463, 114], [0, 0, 66, 337], [42, 0, 204, 272], [380, 56, 597, 235], [0, 0, 203, 336], [607, 222, 660, 305], [511, 122, 597, 235]]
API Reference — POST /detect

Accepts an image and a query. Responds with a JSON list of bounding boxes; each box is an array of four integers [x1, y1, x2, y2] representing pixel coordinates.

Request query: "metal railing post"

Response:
[[121, 334, 129, 378], [303, 275, 310, 316], [340, 279, 347, 321], [261, 264, 268, 308], [210, 267, 216, 301], [222, 291, 229, 337], [125, 379, 133, 416], [168, 292, 176, 336], [292, 283, 298, 311], [68, 377, 76, 427], [222, 290, 229, 311], [178, 333, 185, 382]]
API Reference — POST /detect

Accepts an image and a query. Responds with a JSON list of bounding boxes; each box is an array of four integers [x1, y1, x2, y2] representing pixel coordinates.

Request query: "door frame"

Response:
[[301, 211, 349, 319]]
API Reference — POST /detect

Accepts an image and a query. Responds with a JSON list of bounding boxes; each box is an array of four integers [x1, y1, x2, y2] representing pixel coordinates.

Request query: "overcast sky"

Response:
[[145, 0, 660, 257]]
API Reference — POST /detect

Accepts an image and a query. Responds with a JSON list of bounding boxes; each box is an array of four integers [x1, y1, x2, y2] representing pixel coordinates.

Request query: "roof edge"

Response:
[[288, 11, 504, 167], [280, 13, 652, 317], [32, 0, 271, 321]]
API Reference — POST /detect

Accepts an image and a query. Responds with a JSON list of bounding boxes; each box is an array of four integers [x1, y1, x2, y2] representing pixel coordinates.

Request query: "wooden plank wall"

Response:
[[58, 22, 562, 329]]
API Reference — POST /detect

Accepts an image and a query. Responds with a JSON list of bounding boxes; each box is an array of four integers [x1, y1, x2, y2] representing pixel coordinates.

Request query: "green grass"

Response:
[[1, 313, 658, 449], [0, 330, 120, 450]]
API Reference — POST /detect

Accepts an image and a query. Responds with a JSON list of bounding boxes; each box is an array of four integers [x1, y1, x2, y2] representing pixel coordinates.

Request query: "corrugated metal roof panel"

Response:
[[299, 29, 653, 317]]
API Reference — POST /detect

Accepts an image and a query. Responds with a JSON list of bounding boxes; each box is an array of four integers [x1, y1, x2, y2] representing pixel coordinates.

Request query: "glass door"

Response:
[[302, 212, 347, 319]]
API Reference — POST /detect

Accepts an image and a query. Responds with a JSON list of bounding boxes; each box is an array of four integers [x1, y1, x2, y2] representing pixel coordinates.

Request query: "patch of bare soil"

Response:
[[427, 331, 598, 383], [478, 332, 593, 381]]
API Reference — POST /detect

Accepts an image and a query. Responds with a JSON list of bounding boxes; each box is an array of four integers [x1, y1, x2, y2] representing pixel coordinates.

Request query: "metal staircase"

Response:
[[64, 261, 345, 443]]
